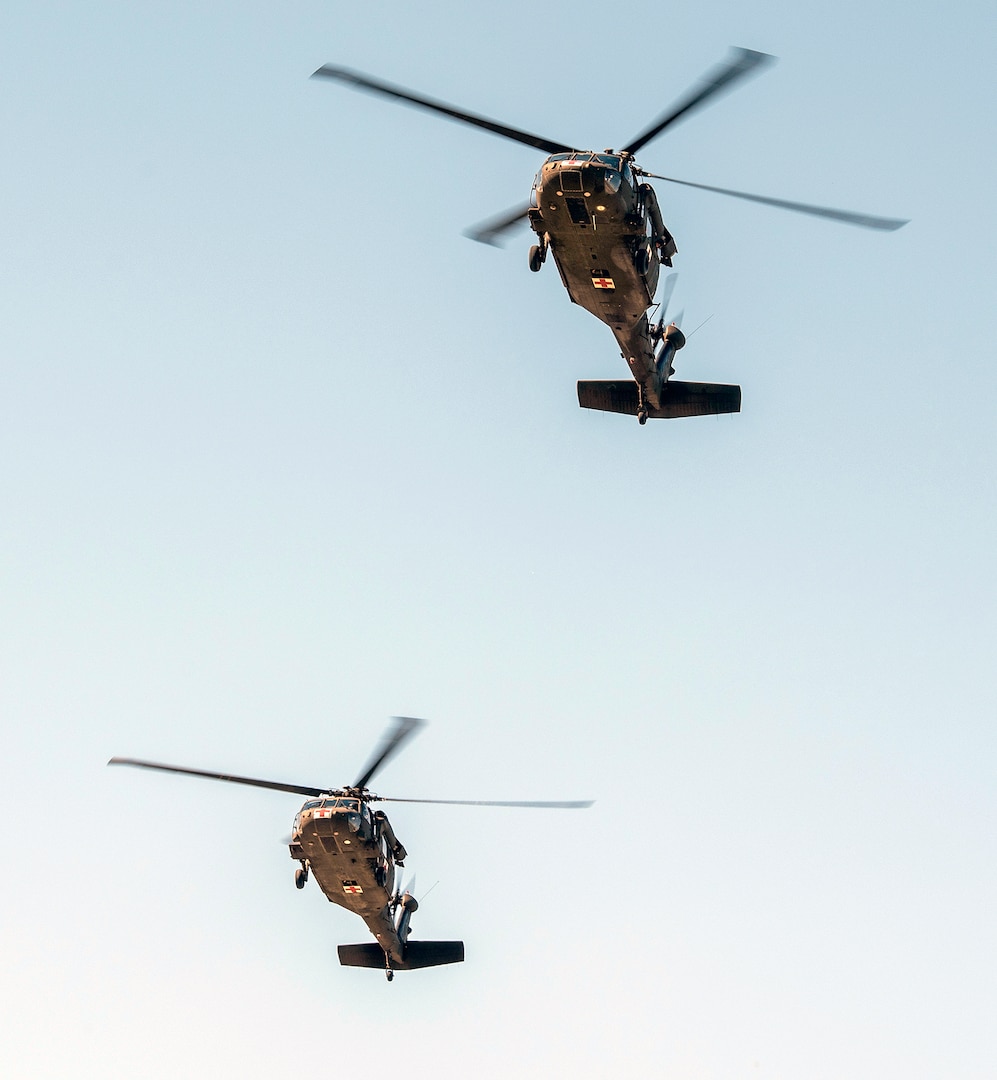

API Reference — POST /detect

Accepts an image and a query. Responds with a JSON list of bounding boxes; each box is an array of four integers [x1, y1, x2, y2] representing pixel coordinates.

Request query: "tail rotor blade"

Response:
[[658, 272, 678, 325]]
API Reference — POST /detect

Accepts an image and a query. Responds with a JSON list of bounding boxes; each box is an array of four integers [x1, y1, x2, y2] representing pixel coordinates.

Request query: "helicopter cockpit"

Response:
[[535, 152, 632, 197], [531, 153, 636, 231], [301, 797, 362, 812], [294, 797, 369, 838]]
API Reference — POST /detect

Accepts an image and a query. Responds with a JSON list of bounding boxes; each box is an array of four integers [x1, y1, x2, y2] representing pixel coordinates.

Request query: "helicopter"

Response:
[[109, 716, 591, 981], [313, 48, 908, 425]]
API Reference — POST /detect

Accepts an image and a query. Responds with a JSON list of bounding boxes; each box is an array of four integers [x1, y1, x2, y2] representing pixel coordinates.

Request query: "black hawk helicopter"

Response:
[[313, 48, 907, 424], [109, 717, 591, 980]]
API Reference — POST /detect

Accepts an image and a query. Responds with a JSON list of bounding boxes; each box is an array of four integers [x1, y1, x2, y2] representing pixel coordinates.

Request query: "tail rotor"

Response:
[[651, 273, 686, 380], [651, 272, 679, 342], [392, 873, 420, 943]]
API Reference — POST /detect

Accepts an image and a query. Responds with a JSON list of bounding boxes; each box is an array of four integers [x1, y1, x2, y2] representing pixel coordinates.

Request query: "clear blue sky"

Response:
[[1, 2, 995, 1077]]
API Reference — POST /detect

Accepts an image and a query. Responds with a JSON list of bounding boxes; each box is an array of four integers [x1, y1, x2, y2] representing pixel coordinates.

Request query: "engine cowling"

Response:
[[655, 324, 686, 380], [375, 810, 408, 864]]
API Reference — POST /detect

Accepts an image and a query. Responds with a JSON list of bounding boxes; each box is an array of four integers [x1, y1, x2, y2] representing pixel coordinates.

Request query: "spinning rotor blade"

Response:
[[108, 757, 324, 797], [658, 272, 678, 324], [376, 796, 593, 809], [312, 66, 574, 156], [464, 202, 532, 246], [353, 716, 426, 790], [622, 47, 775, 155], [641, 172, 909, 230]]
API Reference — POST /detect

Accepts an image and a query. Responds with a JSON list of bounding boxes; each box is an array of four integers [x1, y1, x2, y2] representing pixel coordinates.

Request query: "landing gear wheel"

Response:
[[295, 865, 308, 889], [385, 967, 394, 982], [638, 409, 648, 426], [528, 244, 544, 273], [635, 246, 651, 276]]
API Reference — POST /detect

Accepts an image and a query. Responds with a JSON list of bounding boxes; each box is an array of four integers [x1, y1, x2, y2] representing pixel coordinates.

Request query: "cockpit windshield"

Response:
[[543, 152, 624, 194], [302, 797, 362, 811], [547, 152, 621, 168]]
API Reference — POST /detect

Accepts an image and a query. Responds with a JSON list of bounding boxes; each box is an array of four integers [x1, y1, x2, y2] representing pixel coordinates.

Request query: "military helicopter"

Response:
[[109, 717, 591, 980], [313, 48, 907, 424]]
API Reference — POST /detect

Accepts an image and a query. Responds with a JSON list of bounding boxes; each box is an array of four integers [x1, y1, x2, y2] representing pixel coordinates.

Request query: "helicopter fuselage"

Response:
[[289, 794, 408, 963], [528, 152, 677, 410]]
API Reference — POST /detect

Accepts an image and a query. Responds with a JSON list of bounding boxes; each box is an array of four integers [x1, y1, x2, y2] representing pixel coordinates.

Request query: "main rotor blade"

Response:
[[377, 796, 593, 809], [643, 172, 909, 230], [622, 47, 775, 155], [108, 757, 324, 797], [312, 66, 575, 156], [463, 202, 532, 246], [353, 716, 426, 790]]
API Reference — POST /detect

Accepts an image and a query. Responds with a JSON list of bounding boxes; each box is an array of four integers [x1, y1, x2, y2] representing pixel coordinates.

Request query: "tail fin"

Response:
[[577, 379, 741, 419], [338, 941, 465, 971]]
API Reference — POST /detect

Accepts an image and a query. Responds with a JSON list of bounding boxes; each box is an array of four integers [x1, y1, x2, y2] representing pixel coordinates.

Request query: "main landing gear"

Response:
[[528, 237, 548, 273], [294, 863, 309, 889], [385, 963, 394, 982]]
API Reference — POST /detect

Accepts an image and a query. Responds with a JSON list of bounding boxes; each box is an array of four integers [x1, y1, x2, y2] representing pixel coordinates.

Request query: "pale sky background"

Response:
[[1, 2, 995, 1078]]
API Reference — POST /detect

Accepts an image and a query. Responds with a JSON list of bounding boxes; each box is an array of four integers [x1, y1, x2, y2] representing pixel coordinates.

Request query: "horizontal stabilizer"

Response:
[[338, 941, 465, 971], [577, 379, 741, 419]]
